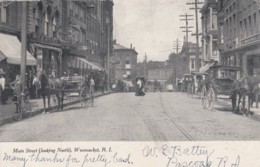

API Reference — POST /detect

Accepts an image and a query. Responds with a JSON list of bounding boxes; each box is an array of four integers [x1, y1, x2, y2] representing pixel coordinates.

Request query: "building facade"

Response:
[[220, 0, 260, 76], [200, 0, 219, 73], [113, 42, 138, 81], [28, 0, 63, 77], [0, 0, 114, 79]]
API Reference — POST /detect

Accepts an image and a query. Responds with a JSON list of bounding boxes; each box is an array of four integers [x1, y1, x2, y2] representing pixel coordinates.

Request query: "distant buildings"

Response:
[[148, 69, 173, 83], [113, 42, 138, 81]]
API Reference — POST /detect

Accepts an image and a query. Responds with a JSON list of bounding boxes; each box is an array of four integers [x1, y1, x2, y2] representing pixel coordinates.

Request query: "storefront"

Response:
[[30, 43, 62, 77], [0, 33, 37, 83]]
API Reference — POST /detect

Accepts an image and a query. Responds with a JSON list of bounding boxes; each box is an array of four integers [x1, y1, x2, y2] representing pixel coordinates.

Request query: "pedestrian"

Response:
[[0, 68, 6, 104], [89, 75, 95, 94], [89, 76, 95, 107], [9, 75, 22, 106], [33, 73, 40, 99]]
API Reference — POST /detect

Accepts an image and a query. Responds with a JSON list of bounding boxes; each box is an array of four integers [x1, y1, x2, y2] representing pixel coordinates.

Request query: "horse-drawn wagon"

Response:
[[200, 65, 241, 111], [181, 74, 194, 94], [62, 75, 92, 107]]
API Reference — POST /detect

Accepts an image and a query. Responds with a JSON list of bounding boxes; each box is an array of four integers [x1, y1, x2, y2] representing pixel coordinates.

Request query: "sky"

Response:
[[113, 0, 203, 62]]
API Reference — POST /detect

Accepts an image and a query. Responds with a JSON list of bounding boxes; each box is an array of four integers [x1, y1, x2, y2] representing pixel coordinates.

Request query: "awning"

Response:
[[33, 43, 62, 53], [0, 33, 36, 66], [76, 57, 104, 71], [0, 50, 5, 62], [199, 62, 216, 73]]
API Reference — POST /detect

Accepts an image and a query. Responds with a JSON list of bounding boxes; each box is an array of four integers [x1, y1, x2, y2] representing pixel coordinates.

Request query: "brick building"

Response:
[[113, 42, 138, 81], [0, 0, 114, 79]]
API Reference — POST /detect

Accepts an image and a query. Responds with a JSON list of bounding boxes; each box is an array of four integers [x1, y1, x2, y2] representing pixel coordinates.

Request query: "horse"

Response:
[[231, 75, 260, 115], [37, 71, 65, 112]]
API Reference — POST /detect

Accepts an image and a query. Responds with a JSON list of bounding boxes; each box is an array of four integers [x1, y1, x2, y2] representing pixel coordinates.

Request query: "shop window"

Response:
[[0, 6, 7, 23]]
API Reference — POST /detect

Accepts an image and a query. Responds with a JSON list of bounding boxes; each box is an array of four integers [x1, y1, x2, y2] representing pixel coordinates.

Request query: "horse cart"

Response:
[[62, 76, 91, 107], [189, 72, 208, 97], [181, 74, 194, 94], [200, 65, 241, 111]]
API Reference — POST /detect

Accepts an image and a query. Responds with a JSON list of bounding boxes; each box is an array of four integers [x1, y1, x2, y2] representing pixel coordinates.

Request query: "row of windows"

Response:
[[225, 1, 236, 16], [225, 14, 237, 38], [70, 2, 99, 35], [34, 9, 58, 37], [239, 12, 259, 39], [225, 10, 260, 40]]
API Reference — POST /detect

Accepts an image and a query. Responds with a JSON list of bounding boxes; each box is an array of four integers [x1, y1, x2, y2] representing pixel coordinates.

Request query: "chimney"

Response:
[[113, 39, 116, 44], [130, 43, 132, 49]]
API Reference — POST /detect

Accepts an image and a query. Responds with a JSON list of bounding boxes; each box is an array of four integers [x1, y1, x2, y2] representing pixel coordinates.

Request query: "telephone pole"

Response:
[[179, 13, 194, 51], [173, 38, 182, 54], [187, 0, 204, 71], [144, 53, 147, 78]]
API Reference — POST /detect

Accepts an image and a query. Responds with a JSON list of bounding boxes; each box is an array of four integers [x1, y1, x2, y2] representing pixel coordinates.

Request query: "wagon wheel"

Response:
[[201, 85, 207, 109], [231, 92, 239, 113], [191, 83, 195, 98], [80, 87, 88, 107], [207, 87, 216, 111], [241, 92, 250, 116], [187, 83, 192, 96]]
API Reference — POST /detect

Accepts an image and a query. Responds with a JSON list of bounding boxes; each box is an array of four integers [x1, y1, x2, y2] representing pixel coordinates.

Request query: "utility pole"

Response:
[[172, 39, 181, 90], [173, 38, 182, 54], [21, 1, 27, 108], [187, 0, 204, 72], [179, 13, 194, 50], [107, 25, 110, 91], [180, 14, 193, 75], [144, 53, 147, 78]]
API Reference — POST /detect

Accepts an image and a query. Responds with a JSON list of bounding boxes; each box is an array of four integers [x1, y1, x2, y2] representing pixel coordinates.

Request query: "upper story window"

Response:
[[44, 13, 49, 36], [52, 17, 57, 37], [0, 6, 7, 23], [34, 8, 40, 33]]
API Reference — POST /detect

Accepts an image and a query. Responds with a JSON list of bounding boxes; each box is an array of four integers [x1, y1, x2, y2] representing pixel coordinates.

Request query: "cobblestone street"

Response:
[[0, 92, 260, 141]]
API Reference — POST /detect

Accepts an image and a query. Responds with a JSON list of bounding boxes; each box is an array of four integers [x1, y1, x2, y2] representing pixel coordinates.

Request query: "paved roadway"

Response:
[[0, 92, 260, 141]]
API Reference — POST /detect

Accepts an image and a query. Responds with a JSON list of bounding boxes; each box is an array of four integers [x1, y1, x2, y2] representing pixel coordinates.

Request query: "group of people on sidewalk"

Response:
[[0, 68, 98, 108]]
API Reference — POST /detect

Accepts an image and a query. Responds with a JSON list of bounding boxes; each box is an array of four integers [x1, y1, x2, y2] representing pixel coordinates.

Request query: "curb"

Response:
[[0, 92, 111, 127]]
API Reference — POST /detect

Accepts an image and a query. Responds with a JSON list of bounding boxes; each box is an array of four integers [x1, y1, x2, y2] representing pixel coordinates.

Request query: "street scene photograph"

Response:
[[0, 0, 260, 142]]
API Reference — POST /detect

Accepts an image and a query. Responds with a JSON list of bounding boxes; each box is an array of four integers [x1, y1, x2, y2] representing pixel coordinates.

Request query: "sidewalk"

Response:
[[0, 91, 110, 126]]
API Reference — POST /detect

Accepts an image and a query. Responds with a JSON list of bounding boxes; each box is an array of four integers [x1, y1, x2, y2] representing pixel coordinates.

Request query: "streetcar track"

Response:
[[128, 95, 168, 141], [127, 97, 142, 141], [159, 93, 196, 141]]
